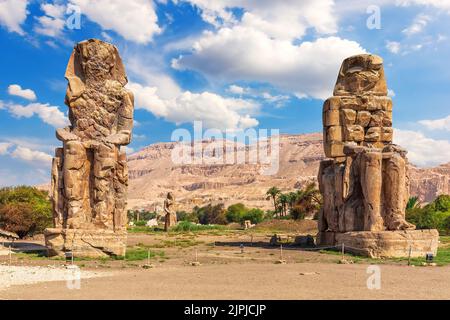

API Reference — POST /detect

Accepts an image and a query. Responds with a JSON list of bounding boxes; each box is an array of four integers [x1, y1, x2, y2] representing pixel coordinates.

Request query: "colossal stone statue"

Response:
[[44, 39, 134, 257], [317, 54, 438, 258], [164, 192, 177, 231]]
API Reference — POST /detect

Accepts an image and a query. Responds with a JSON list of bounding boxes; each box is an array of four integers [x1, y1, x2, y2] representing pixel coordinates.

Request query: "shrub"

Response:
[[242, 208, 265, 224], [0, 203, 36, 238], [134, 220, 147, 227], [195, 204, 227, 225], [265, 210, 276, 219], [226, 203, 247, 223], [0, 186, 52, 238], [290, 205, 306, 220], [432, 195, 450, 212], [444, 216, 450, 234], [171, 221, 224, 232], [128, 210, 157, 222], [406, 194, 450, 235], [177, 210, 199, 223]]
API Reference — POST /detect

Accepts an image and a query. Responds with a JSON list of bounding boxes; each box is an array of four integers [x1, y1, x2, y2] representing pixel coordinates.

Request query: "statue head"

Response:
[[65, 39, 127, 86], [333, 54, 387, 96], [167, 192, 174, 200]]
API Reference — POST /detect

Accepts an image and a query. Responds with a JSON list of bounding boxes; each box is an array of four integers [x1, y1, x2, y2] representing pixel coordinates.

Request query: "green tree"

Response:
[[406, 194, 450, 235], [0, 186, 52, 238], [177, 210, 199, 223], [406, 196, 421, 210], [291, 183, 321, 220], [433, 195, 450, 212], [226, 203, 247, 223], [242, 208, 265, 224], [278, 193, 289, 217], [266, 187, 281, 215], [287, 192, 298, 211], [196, 204, 227, 225]]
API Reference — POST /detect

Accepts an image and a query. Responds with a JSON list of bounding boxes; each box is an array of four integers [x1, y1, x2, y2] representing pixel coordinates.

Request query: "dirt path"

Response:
[[2, 263, 449, 300]]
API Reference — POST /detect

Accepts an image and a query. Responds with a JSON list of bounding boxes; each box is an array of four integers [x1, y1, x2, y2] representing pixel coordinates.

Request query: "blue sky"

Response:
[[0, 0, 450, 186]]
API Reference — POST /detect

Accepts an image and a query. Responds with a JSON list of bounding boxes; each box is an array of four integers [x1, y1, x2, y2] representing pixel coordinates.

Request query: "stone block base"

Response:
[[44, 228, 127, 258], [317, 229, 439, 258]]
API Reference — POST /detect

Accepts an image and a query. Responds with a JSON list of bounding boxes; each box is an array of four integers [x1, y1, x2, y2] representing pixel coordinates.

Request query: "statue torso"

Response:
[[68, 79, 125, 141]]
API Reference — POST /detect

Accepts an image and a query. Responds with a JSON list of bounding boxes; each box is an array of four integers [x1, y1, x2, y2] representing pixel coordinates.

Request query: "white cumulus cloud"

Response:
[[0, 138, 53, 170], [397, 0, 450, 13], [0, 142, 12, 155], [386, 41, 401, 54], [227, 85, 248, 95], [128, 81, 259, 130], [182, 0, 338, 40], [69, 0, 162, 44], [7, 84, 37, 101], [173, 31, 366, 100], [10, 146, 52, 166], [34, 3, 66, 38], [419, 115, 450, 131], [0, 0, 28, 35], [394, 129, 450, 167], [402, 13, 431, 36], [2, 101, 69, 128]]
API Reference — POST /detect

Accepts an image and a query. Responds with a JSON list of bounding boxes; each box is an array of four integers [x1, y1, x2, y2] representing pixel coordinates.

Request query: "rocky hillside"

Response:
[[127, 133, 450, 212]]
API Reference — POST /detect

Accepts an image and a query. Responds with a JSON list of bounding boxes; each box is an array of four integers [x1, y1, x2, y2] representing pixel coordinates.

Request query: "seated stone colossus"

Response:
[[317, 54, 438, 258], [45, 39, 134, 257]]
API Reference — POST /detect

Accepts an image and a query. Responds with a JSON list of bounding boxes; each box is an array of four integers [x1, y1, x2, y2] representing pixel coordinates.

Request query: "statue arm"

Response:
[[56, 127, 79, 142], [104, 89, 134, 146]]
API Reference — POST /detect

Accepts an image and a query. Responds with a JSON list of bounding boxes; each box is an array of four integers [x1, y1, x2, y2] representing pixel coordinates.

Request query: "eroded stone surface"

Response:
[[45, 39, 134, 257], [317, 54, 436, 257], [335, 230, 439, 258], [45, 228, 127, 258]]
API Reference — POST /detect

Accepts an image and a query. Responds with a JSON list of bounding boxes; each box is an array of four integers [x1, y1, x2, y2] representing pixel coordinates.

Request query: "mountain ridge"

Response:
[[126, 133, 450, 212]]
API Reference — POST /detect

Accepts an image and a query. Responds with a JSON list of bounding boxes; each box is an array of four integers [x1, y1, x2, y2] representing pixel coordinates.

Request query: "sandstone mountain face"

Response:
[[126, 133, 450, 212], [409, 162, 450, 203]]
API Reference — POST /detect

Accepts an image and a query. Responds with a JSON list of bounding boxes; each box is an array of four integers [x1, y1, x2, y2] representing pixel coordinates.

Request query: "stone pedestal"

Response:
[[317, 229, 439, 258], [44, 228, 127, 258]]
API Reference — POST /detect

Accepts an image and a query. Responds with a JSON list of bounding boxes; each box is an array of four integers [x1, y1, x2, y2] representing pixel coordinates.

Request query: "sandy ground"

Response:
[[1, 263, 450, 300], [1, 226, 449, 300], [0, 265, 110, 292]]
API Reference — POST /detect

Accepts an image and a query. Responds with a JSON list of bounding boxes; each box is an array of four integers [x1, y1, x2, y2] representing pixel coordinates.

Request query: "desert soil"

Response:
[[1, 223, 449, 300], [2, 263, 450, 300]]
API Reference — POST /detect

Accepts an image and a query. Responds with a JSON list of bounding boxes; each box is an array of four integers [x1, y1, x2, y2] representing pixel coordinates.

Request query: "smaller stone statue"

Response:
[[164, 192, 177, 231]]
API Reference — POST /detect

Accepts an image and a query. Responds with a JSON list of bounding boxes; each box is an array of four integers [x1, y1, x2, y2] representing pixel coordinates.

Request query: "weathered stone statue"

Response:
[[164, 192, 177, 231], [317, 54, 438, 258], [44, 39, 134, 257]]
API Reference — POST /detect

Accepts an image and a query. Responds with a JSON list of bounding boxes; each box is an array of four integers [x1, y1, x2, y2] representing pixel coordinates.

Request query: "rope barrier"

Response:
[[301, 244, 368, 252]]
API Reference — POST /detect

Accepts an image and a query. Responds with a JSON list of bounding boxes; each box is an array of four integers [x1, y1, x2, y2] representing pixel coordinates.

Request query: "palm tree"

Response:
[[292, 183, 322, 219], [406, 196, 421, 210], [266, 187, 281, 215], [287, 192, 298, 211], [278, 193, 289, 217]]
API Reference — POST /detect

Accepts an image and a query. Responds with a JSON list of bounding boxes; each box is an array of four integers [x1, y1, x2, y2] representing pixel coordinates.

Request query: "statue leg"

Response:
[[359, 150, 384, 231], [63, 140, 89, 229], [113, 150, 128, 231], [51, 148, 64, 227], [318, 160, 338, 232], [164, 213, 170, 231], [383, 152, 415, 230], [93, 143, 117, 229]]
